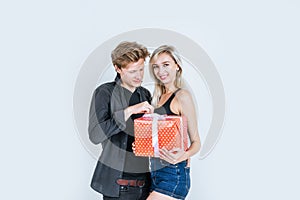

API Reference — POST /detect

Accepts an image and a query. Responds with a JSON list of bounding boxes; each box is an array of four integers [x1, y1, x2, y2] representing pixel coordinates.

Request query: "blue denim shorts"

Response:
[[150, 158, 190, 200]]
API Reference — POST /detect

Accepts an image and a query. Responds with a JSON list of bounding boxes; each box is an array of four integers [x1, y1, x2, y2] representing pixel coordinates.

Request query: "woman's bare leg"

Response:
[[147, 191, 178, 200]]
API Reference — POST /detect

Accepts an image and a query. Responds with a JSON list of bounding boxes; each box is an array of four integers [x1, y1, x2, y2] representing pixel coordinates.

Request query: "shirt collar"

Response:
[[114, 75, 122, 85], [114, 75, 141, 94]]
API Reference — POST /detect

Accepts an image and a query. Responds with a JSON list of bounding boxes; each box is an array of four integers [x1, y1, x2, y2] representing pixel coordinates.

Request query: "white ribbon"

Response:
[[143, 114, 185, 157]]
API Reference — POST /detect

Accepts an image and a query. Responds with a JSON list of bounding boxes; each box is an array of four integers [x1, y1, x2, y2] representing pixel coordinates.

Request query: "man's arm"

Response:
[[88, 86, 154, 144], [88, 86, 126, 144]]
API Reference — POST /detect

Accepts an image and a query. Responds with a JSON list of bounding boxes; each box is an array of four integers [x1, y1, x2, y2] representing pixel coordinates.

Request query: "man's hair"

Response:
[[111, 41, 150, 69]]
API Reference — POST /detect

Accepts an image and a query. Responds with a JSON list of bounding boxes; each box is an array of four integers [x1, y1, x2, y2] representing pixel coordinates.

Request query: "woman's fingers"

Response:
[[159, 147, 185, 164], [132, 142, 136, 153]]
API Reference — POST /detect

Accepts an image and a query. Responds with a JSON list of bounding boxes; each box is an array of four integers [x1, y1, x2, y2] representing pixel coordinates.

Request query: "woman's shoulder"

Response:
[[176, 88, 192, 97], [175, 88, 193, 103]]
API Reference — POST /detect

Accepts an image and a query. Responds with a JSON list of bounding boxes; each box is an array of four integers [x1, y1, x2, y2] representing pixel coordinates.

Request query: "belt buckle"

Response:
[[137, 180, 145, 188], [120, 185, 128, 191]]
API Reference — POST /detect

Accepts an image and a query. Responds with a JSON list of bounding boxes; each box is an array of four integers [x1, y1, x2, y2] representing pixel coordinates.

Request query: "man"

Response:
[[88, 41, 154, 199]]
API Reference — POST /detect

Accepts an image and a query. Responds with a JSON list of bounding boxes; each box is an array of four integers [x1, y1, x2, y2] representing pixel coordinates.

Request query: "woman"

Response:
[[146, 45, 201, 200]]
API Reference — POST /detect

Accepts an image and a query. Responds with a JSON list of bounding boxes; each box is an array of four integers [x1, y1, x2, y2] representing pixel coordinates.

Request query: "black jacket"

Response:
[[88, 76, 151, 197]]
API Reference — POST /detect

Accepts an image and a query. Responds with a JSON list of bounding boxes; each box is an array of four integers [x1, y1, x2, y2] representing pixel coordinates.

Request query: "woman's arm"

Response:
[[179, 89, 201, 157], [159, 89, 201, 164]]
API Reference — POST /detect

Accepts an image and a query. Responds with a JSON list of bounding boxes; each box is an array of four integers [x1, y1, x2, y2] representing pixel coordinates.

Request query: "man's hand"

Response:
[[131, 101, 154, 114], [124, 101, 154, 120]]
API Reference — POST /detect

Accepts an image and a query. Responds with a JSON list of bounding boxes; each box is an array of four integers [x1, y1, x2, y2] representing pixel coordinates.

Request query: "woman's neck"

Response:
[[164, 84, 178, 94]]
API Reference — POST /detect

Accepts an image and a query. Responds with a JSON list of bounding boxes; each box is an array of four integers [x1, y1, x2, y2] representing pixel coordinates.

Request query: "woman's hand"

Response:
[[159, 147, 189, 165], [132, 142, 136, 154]]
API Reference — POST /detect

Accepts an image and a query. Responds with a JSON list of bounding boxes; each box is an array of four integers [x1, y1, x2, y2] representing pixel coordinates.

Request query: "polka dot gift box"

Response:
[[134, 114, 188, 157]]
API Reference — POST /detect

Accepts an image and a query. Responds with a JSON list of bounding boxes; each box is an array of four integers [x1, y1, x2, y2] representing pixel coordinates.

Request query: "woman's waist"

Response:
[[150, 157, 187, 168]]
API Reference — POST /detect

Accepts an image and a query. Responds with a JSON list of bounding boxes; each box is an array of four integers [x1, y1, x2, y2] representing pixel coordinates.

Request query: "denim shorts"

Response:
[[150, 158, 190, 200]]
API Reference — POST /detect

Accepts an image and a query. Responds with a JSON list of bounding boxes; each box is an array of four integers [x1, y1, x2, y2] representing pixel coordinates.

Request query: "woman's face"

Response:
[[151, 53, 178, 86]]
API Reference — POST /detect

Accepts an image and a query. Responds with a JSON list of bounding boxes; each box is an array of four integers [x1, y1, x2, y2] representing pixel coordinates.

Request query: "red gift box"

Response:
[[134, 114, 188, 157]]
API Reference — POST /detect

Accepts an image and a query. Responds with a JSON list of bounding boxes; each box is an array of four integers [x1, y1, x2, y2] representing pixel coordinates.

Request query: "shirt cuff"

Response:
[[113, 110, 126, 130]]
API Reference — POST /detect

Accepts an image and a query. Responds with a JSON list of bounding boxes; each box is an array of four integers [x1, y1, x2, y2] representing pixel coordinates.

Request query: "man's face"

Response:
[[115, 58, 145, 92]]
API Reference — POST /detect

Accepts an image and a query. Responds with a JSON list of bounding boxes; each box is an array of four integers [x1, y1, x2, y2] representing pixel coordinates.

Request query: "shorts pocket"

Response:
[[185, 167, 191, 191]]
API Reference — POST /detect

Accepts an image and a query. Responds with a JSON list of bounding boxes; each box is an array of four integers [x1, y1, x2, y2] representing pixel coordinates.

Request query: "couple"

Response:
[[88, 41, 201, 200]]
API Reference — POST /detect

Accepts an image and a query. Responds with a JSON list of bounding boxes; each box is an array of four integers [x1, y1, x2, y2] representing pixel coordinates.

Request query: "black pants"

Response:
[[103, 185, 150, 200]]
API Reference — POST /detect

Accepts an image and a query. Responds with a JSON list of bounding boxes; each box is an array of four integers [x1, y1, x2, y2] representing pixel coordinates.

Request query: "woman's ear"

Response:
[[176, 63, 181, 71]]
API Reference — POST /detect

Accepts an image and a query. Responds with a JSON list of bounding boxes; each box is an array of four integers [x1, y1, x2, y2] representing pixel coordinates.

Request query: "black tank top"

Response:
[[154, 89, 181, 115]]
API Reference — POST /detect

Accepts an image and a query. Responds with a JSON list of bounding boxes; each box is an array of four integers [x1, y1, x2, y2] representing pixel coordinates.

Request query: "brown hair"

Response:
[[111, 41, 150, 69]]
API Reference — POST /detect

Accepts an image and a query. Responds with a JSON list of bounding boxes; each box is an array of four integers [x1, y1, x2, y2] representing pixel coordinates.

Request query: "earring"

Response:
[[176, 68, 179, 71]]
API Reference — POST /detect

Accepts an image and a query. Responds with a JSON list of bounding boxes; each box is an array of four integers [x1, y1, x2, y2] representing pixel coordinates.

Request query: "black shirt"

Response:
[[123, 88, 148, 178], [88, 76, 152, 197]]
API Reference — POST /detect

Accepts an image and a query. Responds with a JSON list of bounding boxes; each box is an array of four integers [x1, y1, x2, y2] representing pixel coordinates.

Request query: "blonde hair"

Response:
[[149, 45, 183, 107], [111, 41, 149, 69]]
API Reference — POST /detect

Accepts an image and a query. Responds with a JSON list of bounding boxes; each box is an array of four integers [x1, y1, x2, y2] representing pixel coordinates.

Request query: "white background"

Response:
[[1, 0, 299, 199]]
